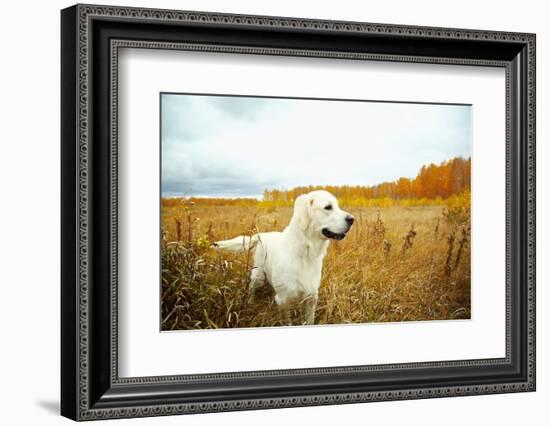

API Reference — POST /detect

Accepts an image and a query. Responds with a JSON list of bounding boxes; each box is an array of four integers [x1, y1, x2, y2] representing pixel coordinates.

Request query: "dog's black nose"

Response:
[[346, 215, 354, 226]]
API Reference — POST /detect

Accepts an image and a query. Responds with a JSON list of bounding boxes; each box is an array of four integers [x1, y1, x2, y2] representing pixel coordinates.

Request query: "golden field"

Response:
[[161, 198, 471, 330]]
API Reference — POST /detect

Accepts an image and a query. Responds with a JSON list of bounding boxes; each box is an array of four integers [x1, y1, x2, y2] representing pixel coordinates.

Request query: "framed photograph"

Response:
[[61, 4, 536, 421]]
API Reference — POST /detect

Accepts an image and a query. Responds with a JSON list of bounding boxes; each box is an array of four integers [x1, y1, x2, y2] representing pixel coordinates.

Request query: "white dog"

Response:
[[213, 190, 354, 325]]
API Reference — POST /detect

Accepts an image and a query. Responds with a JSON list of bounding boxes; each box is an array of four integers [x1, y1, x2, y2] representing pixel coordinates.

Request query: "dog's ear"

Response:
[[293, 193, 313, 230]]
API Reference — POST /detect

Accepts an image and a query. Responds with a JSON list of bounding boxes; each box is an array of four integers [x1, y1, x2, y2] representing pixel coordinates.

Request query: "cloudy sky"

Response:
[[161, 93, 471, 198]]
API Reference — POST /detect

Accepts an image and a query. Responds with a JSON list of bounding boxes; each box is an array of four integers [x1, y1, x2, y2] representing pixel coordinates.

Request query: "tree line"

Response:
[[161, 156, 471, 208], [262, 157, 471, 204]]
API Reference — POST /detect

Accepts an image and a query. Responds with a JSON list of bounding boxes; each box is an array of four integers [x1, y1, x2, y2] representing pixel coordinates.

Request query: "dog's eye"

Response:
[[324, 204, 333, 211]]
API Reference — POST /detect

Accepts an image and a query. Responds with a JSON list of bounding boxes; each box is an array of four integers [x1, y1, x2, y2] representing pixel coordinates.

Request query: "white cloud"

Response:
[[161, 94, 471, 198]]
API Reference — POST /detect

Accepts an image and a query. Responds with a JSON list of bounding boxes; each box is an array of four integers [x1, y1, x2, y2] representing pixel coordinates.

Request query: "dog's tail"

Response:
[[212, 234, 260, 252]]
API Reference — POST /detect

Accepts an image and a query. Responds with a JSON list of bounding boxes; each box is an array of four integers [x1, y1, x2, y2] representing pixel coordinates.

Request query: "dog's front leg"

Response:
[[275, 293, 293, 326], [248, 267, 266, 304], [304, 294, 318, 325]]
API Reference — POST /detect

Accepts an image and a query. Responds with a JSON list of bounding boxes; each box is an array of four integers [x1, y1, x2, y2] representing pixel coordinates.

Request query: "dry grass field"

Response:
[[161, 199, 471, 330]]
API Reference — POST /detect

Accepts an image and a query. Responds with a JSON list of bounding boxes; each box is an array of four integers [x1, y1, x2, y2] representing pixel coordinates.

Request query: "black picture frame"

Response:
[[61, 4, 536, 421]]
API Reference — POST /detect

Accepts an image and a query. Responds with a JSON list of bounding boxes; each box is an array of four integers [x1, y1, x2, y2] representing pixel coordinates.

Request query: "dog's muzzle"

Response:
[[322, 228, 347, 240], [322, 215, 354, 240]]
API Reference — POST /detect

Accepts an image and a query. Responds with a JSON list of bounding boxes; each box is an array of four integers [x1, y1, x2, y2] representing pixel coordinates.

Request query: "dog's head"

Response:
[[292, 190, 354, 240]]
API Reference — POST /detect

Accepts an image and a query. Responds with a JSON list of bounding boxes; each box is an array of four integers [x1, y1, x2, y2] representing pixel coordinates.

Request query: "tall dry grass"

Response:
[[161, 202, 470, 330]]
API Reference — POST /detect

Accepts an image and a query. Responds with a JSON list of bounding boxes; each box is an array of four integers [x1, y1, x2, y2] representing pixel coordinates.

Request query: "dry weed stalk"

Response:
[[243, 214, 259, 289], [183, 202, 201, 244], [383, 239, 392, 259], [401, 223, 417, 255], [357, 210, 364, 240], [444, 225, 457, 280], [455, 223, 470, 268], [174, 217, 182, 242], [206, 221, 214, 243], [370, 210, 386, 246], [434, 217, 440, 238], [186, 212, 193, 244]]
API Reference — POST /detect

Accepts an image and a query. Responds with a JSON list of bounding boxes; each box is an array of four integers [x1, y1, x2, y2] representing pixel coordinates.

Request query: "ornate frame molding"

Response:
[[61, 4, 535, 421]]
